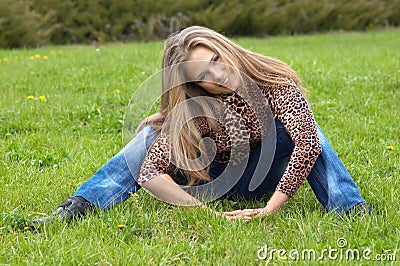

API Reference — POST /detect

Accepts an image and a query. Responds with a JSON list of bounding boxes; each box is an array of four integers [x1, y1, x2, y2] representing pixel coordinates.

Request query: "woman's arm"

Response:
[[268, 79, 322, 198], [140, 174, 204, 206], [141, 174, 226, 219]]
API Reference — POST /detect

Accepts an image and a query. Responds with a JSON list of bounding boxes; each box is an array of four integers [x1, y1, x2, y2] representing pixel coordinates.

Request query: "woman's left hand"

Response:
[[221, 191, 288, 221], [222, 208, 265, 221]]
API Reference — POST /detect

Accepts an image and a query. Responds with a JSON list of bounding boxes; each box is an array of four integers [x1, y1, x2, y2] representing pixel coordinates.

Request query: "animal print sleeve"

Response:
[[264, 79, 322, 197], [138, 132, 175, 184]]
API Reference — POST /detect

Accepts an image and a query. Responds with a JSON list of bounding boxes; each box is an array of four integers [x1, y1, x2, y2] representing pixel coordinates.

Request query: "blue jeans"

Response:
[[74, 119, 366, 214]]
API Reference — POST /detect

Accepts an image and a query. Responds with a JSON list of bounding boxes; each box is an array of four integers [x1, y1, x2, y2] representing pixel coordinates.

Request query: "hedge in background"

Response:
[[0, 0, 54, 48], [0, 0, 399, 48]]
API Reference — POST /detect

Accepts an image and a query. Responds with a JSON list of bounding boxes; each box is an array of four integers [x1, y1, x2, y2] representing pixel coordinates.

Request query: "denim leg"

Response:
[[306, 126, 366, 214], [213, 118, 366, 214], [74, 125, 159, 210]]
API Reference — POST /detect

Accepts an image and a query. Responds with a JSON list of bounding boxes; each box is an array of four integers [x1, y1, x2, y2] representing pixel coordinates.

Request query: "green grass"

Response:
[[1, 29, 399, 265]]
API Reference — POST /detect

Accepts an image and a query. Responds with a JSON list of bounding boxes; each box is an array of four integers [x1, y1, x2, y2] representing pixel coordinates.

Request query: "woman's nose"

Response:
[[209, 64, 225, 83]]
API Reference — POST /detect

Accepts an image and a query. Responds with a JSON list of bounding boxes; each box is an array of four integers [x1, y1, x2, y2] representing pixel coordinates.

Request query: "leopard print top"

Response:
[[138, 78, 322, 197]]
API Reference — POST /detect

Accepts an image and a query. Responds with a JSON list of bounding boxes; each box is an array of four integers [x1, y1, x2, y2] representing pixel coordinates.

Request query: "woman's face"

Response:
[[185, 46, 239, 95]]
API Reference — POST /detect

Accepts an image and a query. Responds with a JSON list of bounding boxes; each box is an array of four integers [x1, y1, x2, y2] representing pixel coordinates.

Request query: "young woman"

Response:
[[35, 26, 372, 223]]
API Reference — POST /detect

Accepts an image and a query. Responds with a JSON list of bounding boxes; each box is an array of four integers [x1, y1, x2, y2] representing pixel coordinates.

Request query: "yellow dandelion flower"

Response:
[[14, 56, 19, 61], [3, 58, 8, 62], [386, 145, 395, 151], [29, 56, 35, 60], [117, 224, 125, 229], [115, 89, 121, 95], [43, 55, 48, 60], [27, 95, 35, 100], [38, 96, 46, 102], [35, 54, 41, 59], [50, 50, 56, 54]]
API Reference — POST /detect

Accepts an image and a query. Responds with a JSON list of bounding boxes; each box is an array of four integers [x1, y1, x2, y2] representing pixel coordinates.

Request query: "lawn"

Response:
[[0, 29, 399, 265]]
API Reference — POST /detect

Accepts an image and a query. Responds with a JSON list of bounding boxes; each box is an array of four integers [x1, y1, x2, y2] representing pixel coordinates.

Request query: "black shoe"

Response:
[[347, 201, 375, 217], [33, 196, 94, 225]]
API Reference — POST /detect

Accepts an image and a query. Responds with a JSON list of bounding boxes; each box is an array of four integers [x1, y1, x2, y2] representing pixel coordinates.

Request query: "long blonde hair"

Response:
[[138, 26, 305, 185]]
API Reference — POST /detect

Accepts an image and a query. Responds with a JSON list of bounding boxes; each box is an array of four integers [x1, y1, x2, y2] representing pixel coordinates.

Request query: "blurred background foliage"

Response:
[[0, 0, 399, 48]]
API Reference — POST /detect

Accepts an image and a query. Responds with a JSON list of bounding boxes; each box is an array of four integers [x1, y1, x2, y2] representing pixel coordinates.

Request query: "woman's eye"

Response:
[[213, 55, 219, 63]]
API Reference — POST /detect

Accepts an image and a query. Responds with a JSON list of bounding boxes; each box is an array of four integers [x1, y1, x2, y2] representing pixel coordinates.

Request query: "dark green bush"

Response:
[[0, 0, 54, 48], [0, 0, 399, 48]]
